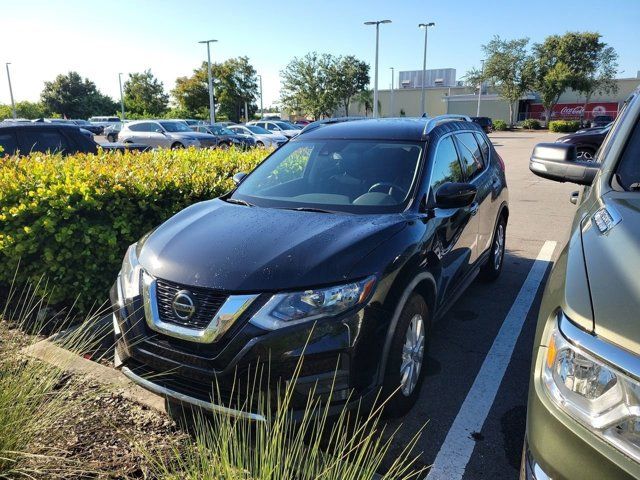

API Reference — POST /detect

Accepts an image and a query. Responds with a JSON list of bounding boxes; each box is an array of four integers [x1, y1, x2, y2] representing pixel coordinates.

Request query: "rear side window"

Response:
[[429, 136, 464, 194], [455, 132, 484, 179], [474, 132, 491, 164], [130, 122, 156, 132], [0, 132, 18, 155], [20, 129, 69, 153]]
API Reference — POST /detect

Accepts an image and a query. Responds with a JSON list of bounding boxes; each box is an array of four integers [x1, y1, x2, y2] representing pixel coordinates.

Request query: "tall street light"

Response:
[[5, 63, 16, 120], [364, 19, 391, 118], [476, 59, 485, 117], [418, 22, 435, 116], [257, 74, 264, 119], [199, 39, 218, 124], [390, 67, 395, 117], [118, 73, 125, 121]]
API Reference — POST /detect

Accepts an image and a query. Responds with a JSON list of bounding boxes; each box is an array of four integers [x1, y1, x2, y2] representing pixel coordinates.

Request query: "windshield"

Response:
[[232, 139, 423, 213], [209, 125, 234, 135], [160, 121, 192, 132], [275, 121, 294, 130], [247, 125, 270, 134]]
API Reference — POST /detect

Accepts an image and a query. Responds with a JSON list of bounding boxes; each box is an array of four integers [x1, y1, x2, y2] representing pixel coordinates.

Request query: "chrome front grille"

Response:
[[155, 279, 228, 329]]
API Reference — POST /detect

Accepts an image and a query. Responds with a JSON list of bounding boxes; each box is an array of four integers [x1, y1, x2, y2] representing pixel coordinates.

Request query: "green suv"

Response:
[[523, 86, 640, 479]]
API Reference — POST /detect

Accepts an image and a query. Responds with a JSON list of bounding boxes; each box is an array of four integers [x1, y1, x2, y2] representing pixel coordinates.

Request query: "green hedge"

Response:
[[549, 120, 580, 133], [521, 119, 541, 130], [493, 120, 508, 131], [0, 147, 267, 312]]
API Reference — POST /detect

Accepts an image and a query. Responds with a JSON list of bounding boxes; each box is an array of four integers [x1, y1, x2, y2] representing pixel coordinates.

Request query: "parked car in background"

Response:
[[72, 119, 104, 135], [104, 123, 122, 142], [227, 124, 288, 148], [248, 120, 300, 138], [32, 118, 97, 141], [295, 119, 312, 126], [89, 116, 120, 128], [216, 121, 237, 127], [111, 114, 508, 420], [470, 116, 493, 133], [194, 124, 255, 149], [591, 114, 614, 128], [118, 120, 218, 149], [0, 123, 147, 155], [523, 88, 640, 480], [555, 123, 612, 161]]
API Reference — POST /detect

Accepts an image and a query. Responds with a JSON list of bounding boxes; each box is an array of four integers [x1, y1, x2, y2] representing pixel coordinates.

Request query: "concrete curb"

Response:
[[23, 339, 166, 413]]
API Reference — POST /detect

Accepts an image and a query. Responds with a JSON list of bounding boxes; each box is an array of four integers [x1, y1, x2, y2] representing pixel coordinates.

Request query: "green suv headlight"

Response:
[[543, 314, 640, 462], [249, 276, 376, 330], [119, 243, 142, 302]]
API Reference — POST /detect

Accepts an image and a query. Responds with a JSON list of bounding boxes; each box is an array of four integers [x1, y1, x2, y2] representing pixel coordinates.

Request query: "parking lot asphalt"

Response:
[[382, 130, 576, 479]]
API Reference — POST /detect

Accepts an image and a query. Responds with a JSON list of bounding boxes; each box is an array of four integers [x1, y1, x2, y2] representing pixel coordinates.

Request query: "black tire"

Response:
[[171, 142, 184, 149], [382, 293, 430, 418], [480, 215, 506, 282], [256, 141, 264, 147], [219, 142, 231, 150]]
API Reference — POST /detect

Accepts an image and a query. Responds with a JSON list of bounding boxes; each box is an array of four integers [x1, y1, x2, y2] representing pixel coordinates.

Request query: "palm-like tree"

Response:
[[356, 89, 373, 117]]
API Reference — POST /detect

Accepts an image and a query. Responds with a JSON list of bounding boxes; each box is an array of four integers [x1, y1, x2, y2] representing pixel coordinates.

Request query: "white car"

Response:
[[227, 124, 288, 147], [118, 120, 218, 149], [247, 120, 299, 139]]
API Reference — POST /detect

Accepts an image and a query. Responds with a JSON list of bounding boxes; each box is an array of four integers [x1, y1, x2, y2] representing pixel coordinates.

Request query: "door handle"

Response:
[[469, 202, 479, 216]]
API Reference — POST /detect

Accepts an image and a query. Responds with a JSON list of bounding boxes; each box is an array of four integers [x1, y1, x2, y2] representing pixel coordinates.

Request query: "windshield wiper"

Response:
[[225, 197, 255, 207], [280, 206, 336, 214]]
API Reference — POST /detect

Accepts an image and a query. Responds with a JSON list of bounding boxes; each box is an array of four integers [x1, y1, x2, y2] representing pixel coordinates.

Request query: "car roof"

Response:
[[0, 122, 80, 130], [296, 117, 481, 141]]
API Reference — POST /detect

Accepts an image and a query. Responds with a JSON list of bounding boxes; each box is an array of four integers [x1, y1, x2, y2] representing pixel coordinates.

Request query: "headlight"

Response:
[[543, 314, 640, 461], [249, 276, 376, 330], [119, 243, 142, 302]]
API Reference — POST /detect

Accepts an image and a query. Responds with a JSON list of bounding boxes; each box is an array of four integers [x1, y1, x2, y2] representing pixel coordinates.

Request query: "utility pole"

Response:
[[5, 63, 16, 120], [476, 59, 485, 117], [258, 74, 264, 119], [364, 19, 391, 118], [390, 67, 395, 117], [199, 39, 218, 124], [418, 22, 435, 116], [118, 73, 125, 121]]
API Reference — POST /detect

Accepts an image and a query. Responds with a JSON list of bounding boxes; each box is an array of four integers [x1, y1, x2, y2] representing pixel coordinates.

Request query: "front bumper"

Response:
[[110, 277, 389, 418]]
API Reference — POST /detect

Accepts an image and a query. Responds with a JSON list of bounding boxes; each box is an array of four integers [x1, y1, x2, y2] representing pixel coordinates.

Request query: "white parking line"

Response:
[[426, 240, 557, 480]]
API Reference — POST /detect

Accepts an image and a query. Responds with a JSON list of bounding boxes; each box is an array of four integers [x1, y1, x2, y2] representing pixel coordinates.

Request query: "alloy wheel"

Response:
[[494, 223, 505, 270], [400, 314, 425, 396]]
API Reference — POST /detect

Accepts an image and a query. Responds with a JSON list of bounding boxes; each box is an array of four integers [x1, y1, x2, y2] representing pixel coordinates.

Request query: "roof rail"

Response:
[[299, 116, 367, 135], [422, 114, 472, 137]]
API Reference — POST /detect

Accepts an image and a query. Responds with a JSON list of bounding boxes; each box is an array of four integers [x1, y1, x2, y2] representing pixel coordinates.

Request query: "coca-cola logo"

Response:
[[592, 105, 606, 116], [560, 106, 584, 115]]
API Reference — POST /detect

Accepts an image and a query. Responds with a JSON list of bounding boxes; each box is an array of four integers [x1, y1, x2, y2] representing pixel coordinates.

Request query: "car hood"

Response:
[[138, 199, 407, 291], [581, 193, 640, 353]]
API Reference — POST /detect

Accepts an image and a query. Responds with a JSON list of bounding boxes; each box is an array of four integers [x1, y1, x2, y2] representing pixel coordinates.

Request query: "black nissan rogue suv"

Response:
[[111, 115, 509, 419]]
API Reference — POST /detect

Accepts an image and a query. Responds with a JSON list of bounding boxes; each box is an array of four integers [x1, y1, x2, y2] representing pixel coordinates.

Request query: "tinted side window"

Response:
[[266, 123, 278, 131], [0, 131, 18, 155], [20, 129, 69, 153], [455, 132, 484, 179], [430, 136, 464, 194], [474, 132, 491, 164], [615, 116, 640, 191]]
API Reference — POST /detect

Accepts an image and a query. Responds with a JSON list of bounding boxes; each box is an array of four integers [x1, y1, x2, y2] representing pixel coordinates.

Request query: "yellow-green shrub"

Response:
[[0, 147, 267, 311], [549, 120, 580, 133]]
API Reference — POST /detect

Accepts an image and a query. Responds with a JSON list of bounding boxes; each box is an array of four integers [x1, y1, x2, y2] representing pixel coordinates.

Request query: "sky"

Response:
[[1, 0, 639, 109]]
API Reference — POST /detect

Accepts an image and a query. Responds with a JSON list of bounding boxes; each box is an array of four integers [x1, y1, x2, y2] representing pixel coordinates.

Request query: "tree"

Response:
[[332, 56, 369, 116], [577, 44, 618, 124], [465, 36, 533, 126], [172, 57, 258, 122], [41, 72, 117, 118], [355, 89, 374, 117], [280, 52, 340, 120], [531, 32, 617, 124], [0, 101, 46, 120], [124, 70, 169, 116]]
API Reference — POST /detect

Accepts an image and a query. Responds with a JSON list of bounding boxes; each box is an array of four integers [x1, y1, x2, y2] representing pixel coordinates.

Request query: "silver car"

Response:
[[227, 124, 288, 147], [247, 120, 299, 139], [118, 120, 218, 149]]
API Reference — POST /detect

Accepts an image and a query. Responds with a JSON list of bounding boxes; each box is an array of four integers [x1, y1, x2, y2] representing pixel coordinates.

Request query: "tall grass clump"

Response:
[[143, 354, 426, 480], [0, 281, 111, 478], [0, 147, 268, 313]]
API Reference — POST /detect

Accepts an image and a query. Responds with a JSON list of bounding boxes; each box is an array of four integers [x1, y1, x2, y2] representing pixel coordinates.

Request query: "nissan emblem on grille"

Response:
[[171, 290, 196, 320]]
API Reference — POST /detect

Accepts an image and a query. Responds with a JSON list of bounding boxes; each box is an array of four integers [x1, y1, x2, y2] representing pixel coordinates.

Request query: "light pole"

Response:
[[199, 39, 218, 124], [390, 67, 395, 117], [118, 73, 125, 121], [257, 74, 263, 119], [5, 63, 16, 120], [476, 59, 485, 117], [418, 22, 435, 116], [364, 19, 391, 118]]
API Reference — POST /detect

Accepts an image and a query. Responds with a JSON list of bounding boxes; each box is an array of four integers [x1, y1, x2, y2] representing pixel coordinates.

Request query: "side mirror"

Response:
[[435, 182, 477, 209], [233, 172, 247, 185], [529, 143, 600, 185]]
